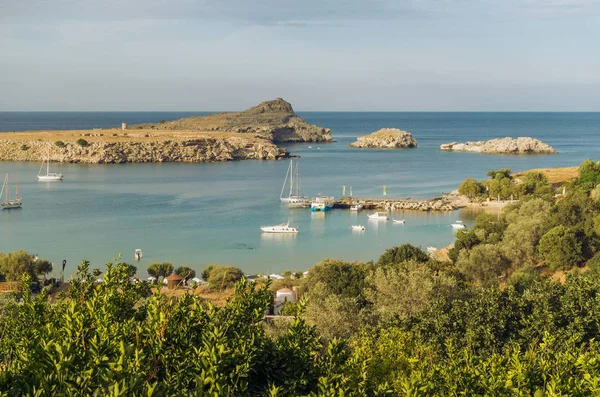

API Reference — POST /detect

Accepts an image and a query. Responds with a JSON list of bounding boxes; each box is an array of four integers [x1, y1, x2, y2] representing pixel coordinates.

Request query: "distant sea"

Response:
[[1, 112, 599, 278]]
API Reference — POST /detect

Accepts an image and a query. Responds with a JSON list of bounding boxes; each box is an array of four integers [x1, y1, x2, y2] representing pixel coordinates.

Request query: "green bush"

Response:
[[54, 140, 66, 148], [20, 144, 29, 151], [76, 138, 89, 147], [206, 265, 244, 290]]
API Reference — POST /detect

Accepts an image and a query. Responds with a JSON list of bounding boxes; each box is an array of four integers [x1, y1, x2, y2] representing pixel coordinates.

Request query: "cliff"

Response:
[[350, 128, 417, 149], [133, 98, 332, 143], [440, 137, 556, 154], [0, 131, 287, 164]]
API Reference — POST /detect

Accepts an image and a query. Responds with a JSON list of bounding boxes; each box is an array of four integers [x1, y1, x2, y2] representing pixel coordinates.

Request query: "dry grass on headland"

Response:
[[514, 166, 579, 184]]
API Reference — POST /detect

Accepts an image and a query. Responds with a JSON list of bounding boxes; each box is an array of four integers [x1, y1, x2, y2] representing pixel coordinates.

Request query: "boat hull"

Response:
[[260, 227, 299, 233], [38, 175, 63, 181], [2, 201, 22, 210], [311, 203, 333, 212]]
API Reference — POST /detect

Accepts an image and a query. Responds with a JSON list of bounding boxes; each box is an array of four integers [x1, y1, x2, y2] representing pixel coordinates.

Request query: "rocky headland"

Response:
[[133, 98, 332, 143], [350, 128, 417, 149], [440, 137, 556, 154], [0, 98, 330, 164]]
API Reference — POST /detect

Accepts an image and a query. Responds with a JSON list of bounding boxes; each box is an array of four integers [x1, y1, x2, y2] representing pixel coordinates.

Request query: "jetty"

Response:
[[329, 195, 468, 212]]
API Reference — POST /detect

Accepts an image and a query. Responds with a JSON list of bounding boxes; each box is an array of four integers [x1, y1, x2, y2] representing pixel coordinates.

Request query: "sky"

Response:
[[1, 0, 599, 111]]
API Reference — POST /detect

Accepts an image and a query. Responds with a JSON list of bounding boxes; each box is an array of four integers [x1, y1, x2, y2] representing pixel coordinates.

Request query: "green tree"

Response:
[[458, 178, 482, 199], [34, 259, 53, 279], [305, 259, 370, 302], [146, 261, 174, 279], [377, 244, 429, 266], [538, 225, 583, 270], [448, 229, 481, 263], [76, 138, 89, 147], [206, 266, 244, 290], [456, 244, 509, 287], [487, 168, 512, 180], [174, 265, 196, 280], [0, 250, 36, 282]]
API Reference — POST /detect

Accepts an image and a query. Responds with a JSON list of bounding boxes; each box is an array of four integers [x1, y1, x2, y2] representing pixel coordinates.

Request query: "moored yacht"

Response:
[[1, 174, 23, 210], [260, 222, 299, 233], [350, 203, 364, 211], [37, 146, 63, 181], [452, 221, 466, 229], [368, 211, 389, 220], [280, 159, 310, 206]]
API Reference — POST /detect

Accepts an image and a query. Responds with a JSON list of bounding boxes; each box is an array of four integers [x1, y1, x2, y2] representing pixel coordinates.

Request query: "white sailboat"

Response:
[[280, 159, 310, 207], [1, 174, 23, 209], [368, 211, 389, 220], [37, 147, 63, 181]]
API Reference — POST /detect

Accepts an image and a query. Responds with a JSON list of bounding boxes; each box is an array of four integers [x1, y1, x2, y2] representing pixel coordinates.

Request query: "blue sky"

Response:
[[1, 0, 599, 111]]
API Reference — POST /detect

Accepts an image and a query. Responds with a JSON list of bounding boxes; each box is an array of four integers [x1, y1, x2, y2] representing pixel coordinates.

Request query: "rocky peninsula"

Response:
[[0, 98, 331, 164], [134, 98, 332, 143], [440, 137, 556, 154], [350, 128, 417, 149]]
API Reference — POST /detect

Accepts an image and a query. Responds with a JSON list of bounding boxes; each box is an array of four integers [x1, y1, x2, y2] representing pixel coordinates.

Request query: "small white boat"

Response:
[[37, 146, 63, 181], [351, 225, 365, 231], [452, 221, 466, 229], [368, 211, 389, 220], [393, 219, 405, 224], [350, 203, 364, 211], [1, 174, 23, 210], [427, 246, 438, 253], [311, 196, 334, 212], [134, 249, 143, 260], [260, 222, 299, 233]]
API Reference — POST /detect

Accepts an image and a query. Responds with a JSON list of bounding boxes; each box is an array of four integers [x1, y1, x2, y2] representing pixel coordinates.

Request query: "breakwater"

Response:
[[333, 194, 469, 212]]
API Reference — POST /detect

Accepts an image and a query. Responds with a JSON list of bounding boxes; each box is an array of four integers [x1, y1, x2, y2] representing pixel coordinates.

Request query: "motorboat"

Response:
[[350, 225, 366, 231], [427, 246, 438, 254], [452, 221, 466, 229], [393, 219, 405, 224], [260, 222, 299, 233], [350, 203, 364, 211], [134, 249, 143, 260], [1, 174, 23, 210], [37, 146, 63, 181], [311, 196, 334, 212], [368, 211, 389, 220]]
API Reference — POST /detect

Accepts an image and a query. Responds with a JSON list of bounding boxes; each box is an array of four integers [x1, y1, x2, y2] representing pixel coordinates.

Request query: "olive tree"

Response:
[[538, 225, 583, 270]]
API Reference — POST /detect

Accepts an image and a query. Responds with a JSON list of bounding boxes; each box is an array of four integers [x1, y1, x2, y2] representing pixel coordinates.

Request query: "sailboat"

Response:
[[1, 174, 23, 209], [280, 159, 310, 208], [37, 146, 63, 181]]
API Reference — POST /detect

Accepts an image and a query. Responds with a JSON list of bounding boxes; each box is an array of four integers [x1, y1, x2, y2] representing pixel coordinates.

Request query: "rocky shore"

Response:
[[0, 134, 287, 164], [133, 98, 332, 143], [440, 137, 556, 154], [0, 98, 330, 164], [350, 128, 417, 148]]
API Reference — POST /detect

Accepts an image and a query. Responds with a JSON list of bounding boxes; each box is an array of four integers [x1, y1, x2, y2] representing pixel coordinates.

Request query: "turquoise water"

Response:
[[1, 112, 599, 277]]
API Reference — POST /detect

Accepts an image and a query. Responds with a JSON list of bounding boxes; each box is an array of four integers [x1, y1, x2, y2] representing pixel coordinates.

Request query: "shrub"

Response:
[[458, 178, 482, 199], [377, 244, 429, 266], [538, 225, 583, 270], [55, 141, 66, 148], [20, 144, 29, 151], [76, 138, 89, 147], [206, 266, 244, 290]]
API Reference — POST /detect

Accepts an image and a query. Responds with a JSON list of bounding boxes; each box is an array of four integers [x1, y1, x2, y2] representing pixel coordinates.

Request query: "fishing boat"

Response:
[[260, 222, 299, 233], [350, 225, 365, 231], [37, 146, 63, 181], [311, 196, 334, 212], [368, 211, 389, 220], [350, 203, 364, 211], [1, 174, 23, 210], [280, 159, 310, 206], [134, 249, 143, 261], [427, 246, 438, 254], [452, 221, 466, 229], [393, 219, 405, 224]]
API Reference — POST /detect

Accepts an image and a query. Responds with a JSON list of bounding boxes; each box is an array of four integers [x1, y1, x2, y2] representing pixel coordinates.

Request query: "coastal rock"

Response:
[[350, 128, 417, 149], [440, 137, 556, 154], [133, 98, 332, 143], [0, 136, 288, 164]]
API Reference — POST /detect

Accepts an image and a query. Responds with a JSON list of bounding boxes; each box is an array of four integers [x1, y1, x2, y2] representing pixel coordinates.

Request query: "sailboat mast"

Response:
[[280, 160, 291, 199], [4, 175, 8, 205], [295, 162, 300, 197], [47, 146, 50, 175], [15, 179, 19, 200], [289, 159, 293, 197]]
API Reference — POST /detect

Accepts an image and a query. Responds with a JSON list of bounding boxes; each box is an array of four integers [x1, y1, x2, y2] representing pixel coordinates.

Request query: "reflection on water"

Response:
[[260, 232, 298, 246]]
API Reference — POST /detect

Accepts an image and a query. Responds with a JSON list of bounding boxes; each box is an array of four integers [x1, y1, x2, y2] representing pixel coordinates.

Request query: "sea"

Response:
[[1, 112, 599, 278]]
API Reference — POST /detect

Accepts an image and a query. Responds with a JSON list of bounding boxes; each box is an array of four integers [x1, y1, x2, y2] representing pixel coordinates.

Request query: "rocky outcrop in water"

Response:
[[0, 136, 287, 164], [440, 137, 556, 154], [350, 128, 417, 149], [133, 98, 332, 143]]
